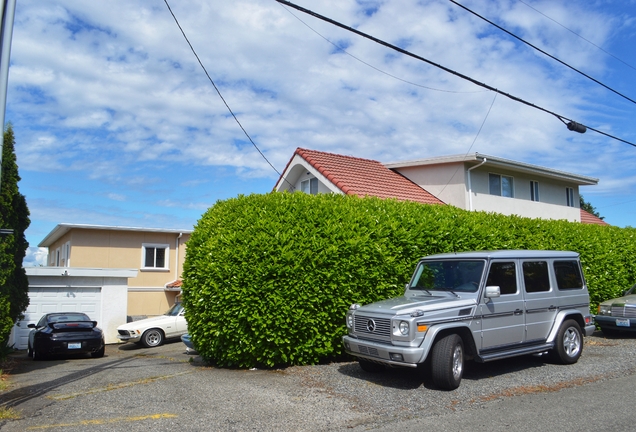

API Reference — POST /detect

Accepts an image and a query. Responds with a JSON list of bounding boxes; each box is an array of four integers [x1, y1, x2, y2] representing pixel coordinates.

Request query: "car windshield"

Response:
[[48, 313, 91, 323], [410, 260, 485, 293], [164, 303, 184, 316]]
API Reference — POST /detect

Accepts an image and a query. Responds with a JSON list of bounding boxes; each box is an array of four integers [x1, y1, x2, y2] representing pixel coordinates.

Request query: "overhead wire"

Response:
[[448, 0, 636, 106], [162, 0, 295, 189], [279, 3, 487, 94], [275, 0, 636, 148], [517, 0, 636, 73]]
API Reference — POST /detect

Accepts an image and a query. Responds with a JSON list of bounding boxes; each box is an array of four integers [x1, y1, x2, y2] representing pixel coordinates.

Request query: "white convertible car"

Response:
[[117, 302, 188, 347]]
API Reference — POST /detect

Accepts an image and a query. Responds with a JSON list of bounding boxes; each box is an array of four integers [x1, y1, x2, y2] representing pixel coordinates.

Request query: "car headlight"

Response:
[[346, 313, 354, 329], [399, 321, 409, 336], [598, 304, 611, 315]]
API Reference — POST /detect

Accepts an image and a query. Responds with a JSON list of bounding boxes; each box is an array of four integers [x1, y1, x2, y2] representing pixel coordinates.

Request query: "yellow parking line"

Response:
[[47, 371, 192, 400], [27, 413, 178, 430]]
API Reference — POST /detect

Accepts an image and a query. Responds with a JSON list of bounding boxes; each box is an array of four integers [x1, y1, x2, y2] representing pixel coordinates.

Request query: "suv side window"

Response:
[[486, 261, 517, 295], [522, 261, 550, 292], [554, 260, 583, 290]]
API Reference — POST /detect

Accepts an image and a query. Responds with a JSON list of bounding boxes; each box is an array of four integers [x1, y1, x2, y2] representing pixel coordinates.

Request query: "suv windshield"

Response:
[[410, 260, 485, 293], [164, 303, 184, 316]]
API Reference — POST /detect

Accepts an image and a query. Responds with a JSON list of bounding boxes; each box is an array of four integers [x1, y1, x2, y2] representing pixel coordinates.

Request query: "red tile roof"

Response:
[[290, 148, 444, 205], [580, 209, 609, 225]]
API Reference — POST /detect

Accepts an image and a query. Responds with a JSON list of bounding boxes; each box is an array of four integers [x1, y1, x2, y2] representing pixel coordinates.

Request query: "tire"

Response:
[[32, 347, 47, 361], [552, 319, 583, 364], [358, 360, 385, 373], [141, 329, 164, 348], [91, 345, 105, 358], [431, 334, 464, 390]]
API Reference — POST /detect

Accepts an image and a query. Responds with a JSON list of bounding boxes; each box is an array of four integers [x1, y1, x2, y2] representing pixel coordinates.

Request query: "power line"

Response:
[[279, 2, 486, 94], [449, 0, 636, 106], [275, 0, 636, 148], [517, 0, 636, 73], [162, 0, 292, 188]]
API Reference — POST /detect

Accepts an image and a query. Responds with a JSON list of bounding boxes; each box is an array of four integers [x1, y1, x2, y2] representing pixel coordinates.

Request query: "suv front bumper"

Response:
[[343, 335, 425, 367]]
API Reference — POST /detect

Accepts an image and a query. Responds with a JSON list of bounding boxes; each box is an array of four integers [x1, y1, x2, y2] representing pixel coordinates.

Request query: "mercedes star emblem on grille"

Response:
[[366, 319, 376, 332]]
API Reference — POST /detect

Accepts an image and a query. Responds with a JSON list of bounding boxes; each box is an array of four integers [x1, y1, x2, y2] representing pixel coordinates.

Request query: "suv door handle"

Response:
[[548, 305, 557, 311], [514, 309, 523, 315]]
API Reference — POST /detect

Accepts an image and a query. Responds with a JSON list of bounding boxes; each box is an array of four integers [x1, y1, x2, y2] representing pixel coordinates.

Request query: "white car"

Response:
[[117, 303, 188, 347]]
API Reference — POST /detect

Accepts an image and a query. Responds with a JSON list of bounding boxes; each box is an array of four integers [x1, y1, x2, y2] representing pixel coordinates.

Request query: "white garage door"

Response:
[[12, 287, 102, 350]]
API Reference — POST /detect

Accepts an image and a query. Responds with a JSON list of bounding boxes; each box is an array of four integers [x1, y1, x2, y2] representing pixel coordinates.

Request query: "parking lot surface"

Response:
[[1, 332, 636, 431]]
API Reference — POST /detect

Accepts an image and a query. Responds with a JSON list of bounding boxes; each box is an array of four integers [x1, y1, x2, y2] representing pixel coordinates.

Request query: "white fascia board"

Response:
[[38, 223, 193, 247], [25, 267, 139, 278], [274, 154, 344, 194], [385, 153, 598, 186]]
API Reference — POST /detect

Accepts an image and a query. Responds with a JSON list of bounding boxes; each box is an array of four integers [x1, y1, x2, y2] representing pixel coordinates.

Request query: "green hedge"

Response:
[[181, 193, 636, 368]]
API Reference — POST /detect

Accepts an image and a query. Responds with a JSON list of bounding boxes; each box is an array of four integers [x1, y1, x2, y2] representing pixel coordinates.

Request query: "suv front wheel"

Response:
[[431, 334, 464, 390], [552, 319, 582, 364]]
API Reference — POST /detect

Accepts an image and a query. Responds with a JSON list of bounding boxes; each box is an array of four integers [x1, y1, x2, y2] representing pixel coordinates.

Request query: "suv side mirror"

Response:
[[27, 323, 36, 329], [484, 286, 501, 301]]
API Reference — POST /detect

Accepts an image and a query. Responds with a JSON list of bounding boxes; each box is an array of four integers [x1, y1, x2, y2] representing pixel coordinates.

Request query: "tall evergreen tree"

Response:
[[0, 124, 30, 345]]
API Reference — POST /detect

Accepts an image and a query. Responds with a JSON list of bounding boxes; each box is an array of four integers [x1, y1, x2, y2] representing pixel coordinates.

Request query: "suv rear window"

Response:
[[554, 260, 584, 290]]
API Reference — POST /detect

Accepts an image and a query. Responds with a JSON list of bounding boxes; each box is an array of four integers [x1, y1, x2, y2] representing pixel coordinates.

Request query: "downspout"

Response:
[[467, 158, 487, 211], [175, 232, 183, 281]]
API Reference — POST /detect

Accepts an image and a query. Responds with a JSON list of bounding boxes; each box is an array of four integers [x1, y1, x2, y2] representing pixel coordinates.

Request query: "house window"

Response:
[[301, 178, 318, 195], [61, 241, 71, 267], [142, 244, 169, 270], [566, 187, 575, 207], [489, 173, 514, 197], [530, 181, 540, 202]]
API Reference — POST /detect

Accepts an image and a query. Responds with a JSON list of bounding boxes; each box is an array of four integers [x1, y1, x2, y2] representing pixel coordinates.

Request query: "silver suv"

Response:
[[343, 250, 595, 390]]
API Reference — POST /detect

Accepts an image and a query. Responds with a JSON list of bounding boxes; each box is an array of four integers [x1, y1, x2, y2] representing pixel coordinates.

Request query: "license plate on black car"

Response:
[[616, 318, 630, 327], [68, 342, 81, 349]]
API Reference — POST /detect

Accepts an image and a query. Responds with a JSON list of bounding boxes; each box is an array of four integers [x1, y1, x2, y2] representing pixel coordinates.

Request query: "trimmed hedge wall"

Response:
[[181, 193, 636, 368]]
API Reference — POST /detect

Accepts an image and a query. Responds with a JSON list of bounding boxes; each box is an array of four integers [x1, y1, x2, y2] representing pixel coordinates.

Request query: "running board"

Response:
[[476, 343, 554, 363]]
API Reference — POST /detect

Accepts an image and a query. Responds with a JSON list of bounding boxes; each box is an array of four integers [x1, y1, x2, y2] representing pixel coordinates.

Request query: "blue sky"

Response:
[[5, 0, 636, 266]]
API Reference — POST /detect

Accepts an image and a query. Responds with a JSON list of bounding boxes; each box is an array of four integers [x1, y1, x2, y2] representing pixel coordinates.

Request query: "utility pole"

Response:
[[0, 0, 16, 180]]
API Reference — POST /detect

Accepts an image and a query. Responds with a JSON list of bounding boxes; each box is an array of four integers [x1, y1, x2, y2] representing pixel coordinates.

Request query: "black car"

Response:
[[27, 312, 105, 360]]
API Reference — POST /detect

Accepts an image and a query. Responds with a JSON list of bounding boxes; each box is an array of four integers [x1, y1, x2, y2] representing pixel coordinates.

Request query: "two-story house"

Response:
[[11, 224, 191, 348], [274, 148, 607, 225]]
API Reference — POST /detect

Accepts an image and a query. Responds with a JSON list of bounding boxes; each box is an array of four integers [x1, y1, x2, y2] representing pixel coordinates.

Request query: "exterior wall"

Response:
[[394, 163, 467, 208], [46, 230, 190, 288], [127, 290, 179, 318]]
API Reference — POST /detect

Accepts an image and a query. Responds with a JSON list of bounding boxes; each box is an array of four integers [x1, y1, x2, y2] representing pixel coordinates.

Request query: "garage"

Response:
[[12, 287, 103, 350], [9, 267, 137, 349]]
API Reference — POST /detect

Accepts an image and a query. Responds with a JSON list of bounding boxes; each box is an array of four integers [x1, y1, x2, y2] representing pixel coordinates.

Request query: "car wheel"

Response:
[[358, 360, 385, 373], [33, 348, 47, 361], [552, 319, 583, 364], [141, 329, 164, 348], [91, 345, 105, 358], [431, 334, 464, 390]]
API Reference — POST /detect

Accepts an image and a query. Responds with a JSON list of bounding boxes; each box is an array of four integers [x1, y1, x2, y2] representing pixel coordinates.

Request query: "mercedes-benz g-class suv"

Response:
[[343, 250, 595, 390]]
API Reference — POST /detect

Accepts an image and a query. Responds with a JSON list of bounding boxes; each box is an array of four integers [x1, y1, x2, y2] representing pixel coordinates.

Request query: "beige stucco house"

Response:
[[275, 148, 607, 225], [38, 224, 192, 317]]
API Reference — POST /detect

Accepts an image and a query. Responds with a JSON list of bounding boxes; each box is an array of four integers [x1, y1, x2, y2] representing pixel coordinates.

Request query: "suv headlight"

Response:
[[346, 313, 354, 329], [398, 321, 409, 336], [598, 304, 611, 315]]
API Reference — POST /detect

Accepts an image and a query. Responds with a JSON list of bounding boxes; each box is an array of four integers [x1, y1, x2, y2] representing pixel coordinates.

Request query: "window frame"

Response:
[[530, 180, 540, 202], [489, 173, 514, 198], [566, 187, 575, 207], [301, 178, 318, 195], [141, 243, 170, 271]]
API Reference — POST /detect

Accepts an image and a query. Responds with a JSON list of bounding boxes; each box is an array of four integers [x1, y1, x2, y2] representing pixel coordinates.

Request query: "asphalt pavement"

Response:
[[0, 333, 635, 431]]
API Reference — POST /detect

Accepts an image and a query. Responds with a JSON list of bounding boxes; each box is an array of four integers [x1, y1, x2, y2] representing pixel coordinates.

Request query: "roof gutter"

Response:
[[467, 158, 487, 211]]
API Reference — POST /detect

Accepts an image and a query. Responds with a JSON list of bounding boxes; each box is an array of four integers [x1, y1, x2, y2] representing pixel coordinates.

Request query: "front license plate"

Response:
[[616, 318, 630, 327], [68, 342, 82, 349]]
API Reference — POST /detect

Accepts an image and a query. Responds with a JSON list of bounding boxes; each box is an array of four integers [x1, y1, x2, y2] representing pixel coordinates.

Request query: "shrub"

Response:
[[182, 193, 636, 368]]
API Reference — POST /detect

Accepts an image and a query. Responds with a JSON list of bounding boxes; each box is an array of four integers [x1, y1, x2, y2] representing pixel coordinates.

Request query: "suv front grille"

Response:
[[612, 305, 636, 318], [354, 315, 391, 338]]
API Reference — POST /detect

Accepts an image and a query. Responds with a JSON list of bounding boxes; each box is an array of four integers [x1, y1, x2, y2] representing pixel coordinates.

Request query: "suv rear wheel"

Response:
[[552, 319, 582, 364], [431, 334, 464, 390]]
